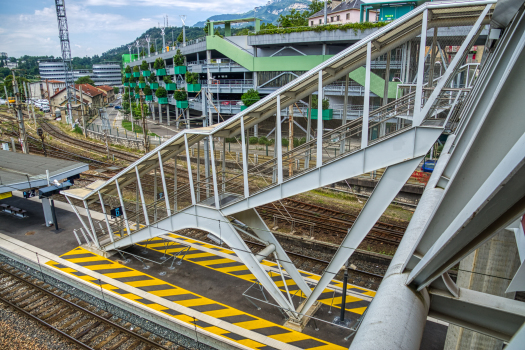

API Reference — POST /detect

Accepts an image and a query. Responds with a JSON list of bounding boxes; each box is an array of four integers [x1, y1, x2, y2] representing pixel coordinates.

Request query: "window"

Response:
[[311, 20, 314, 26], [337, 15, 340, 21], [331, 16, 334, 22], [319, 19, 322, 24], [346, 13, 350, 20]]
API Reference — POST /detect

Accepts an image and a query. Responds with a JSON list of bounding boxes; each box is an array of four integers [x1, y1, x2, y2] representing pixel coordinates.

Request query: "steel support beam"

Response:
[[361, 42, 372, 149], [300, 156, 424, 316]]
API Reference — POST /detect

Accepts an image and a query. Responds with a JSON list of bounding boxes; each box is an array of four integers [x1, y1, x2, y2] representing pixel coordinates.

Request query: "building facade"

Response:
[[39, 61, 92, 81], [49, 83, 104, 111], [308, 0, 377, 26], [92, 63, 122, 86]]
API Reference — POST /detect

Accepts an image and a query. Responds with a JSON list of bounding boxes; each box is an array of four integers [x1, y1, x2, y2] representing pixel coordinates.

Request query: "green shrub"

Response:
[[293, 138, 300, 147], [133, 65, 139, 72], [125, 66, 131, 74], [258, 136, 269, 145], [249, 136, 258, 145], [185, 72, 199, 84], [139, 76, 145, 83], [140, 60, 149, 70], [148, 72, 156, 83], [153, 58, 165, 70], [174, 49, 185, 66], [155, 87, 167, 98], [134, 85, 140, 93], [144, 85, 152, 96], [241, 89, 260, 107], [73, 125, 83, 134], [251, 22, 388, 36], [225, 137, 237, 143], [163, 76, 173, 84], [311, 95, 330, 109], [299, 137, 307, 145], [281, 138, 289, 147], [173, 88, 187, 101]]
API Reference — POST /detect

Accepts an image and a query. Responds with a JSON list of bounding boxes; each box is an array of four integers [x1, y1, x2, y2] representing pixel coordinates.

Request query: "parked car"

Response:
[[114, 105, 122, 110], [421, 160, 436, 173], [41, 105, 50, 113], [236, 101, 244, 106], [220, 101, 231, 106]]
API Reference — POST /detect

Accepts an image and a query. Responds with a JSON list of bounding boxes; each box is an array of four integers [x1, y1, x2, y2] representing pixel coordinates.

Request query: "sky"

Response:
[[0, 0, 267, 58]]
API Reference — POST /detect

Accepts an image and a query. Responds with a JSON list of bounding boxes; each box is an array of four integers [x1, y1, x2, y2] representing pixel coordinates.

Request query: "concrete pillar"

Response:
[[158, 103, 162, 124], [444, 228, 520, 350], [41, 198, 53, 227], [167, 103, 170, 126]]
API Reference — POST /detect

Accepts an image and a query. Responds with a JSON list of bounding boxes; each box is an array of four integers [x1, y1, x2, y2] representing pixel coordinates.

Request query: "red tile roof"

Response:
[[97, 85, 113, 92], [50, 83, 103, 99]]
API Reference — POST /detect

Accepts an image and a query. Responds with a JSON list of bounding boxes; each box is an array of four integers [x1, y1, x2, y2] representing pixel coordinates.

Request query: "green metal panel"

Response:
[[380, 5, 415, 21], [175, 66, 187, 74], [206, 36, 333, 72], [150, 83, 159, 89], [123, 82, 129, 87], [348, 67, 400, 99], [158, 97, 168, 105], [176, 100, 188, 108], [240, 105, 247, 111], [165, 83, 177, 91], [142, 70, 151, 77], [156, 69, 166, 76], [135, 94, 140, 99], [145, 95, 153, 101], [129, 83, 136, 88], [125, 73, 131, 78], [187, 83, 201, 92], [133, 72, 140, 77], [310, 109, 333, 120], [138, 83, 146, 88]]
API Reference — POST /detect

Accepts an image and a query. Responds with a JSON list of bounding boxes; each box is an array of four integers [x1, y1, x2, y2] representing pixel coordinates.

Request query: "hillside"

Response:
[[193, 0, 313, 27]]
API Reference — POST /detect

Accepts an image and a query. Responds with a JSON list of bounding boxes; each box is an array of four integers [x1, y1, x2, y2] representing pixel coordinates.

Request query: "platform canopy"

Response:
[[0, 151, 89, 195]]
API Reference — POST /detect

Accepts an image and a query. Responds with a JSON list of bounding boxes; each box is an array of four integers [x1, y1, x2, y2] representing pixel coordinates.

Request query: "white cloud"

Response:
[[0, 4, 158, 57], [84, 0, 266, 13]]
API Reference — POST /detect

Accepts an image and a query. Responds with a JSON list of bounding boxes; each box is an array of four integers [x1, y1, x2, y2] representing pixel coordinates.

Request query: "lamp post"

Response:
[[161, 27, 166, 53], [136, 40, 140, 58], [145, 35, 151, 56], [127, 45, 134, 132], [180, 15, 187, 47]]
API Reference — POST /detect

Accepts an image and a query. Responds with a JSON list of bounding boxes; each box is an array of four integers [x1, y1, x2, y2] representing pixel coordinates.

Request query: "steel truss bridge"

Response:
[[63, 0, 525, 348]]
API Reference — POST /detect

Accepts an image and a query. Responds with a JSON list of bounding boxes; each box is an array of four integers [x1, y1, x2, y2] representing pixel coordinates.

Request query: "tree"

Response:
[[185, 72, 199, 84], [133, 65, 140, 72], [140, 50, 146, 57], [311, 95, 330, 109], [140, 60, 149, 70], [75, 76, 95, 85], [163, 76, 173, 84], [173, 50, 185, 66], [155, 87, 167, 98], [113, 87, 119, 94], [177, 32, 184, 43], [241, 89, 260, 107], [125, 66, 132, 74], [148, 72, 156, 84], [277, 0, 327, 28], [150, 44, 156, 54], [134, 85, 140, 94], [153, 58, 165, 70], [173, 88, 187, 101], [144, 85, 152, 96]]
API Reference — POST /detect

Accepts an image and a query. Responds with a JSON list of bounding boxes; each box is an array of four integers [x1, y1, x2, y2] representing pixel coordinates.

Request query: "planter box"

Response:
[[145, 95, 153, 101], [129, 83, 136, 88], [158, 97, 169, 104], [310, 109, 333, 120], [156, 69, 166, 76], [240, 105, 247, 111], [135, 94, 140, 99], [138, 82, 146, 88], [142, 70, 151, 77], [133, 72, 140, 77], [149, 83, 159, 89], [174, 66, 187, 74], [176, 100, 188, 108], [123, 82, 129, 87], [187, 83, 201, 92], [165, 83, 177, 91], [125, 73, 131, 78]]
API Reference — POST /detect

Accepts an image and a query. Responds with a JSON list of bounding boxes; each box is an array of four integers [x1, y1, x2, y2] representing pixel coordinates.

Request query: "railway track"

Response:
[[259, 198, 406, 245], [0, 263, 182, 350], [40, 120, 141, 163]]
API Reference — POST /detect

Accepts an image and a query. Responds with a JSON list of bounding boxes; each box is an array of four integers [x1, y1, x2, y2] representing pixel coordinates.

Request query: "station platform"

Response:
[[0, 193, 448, 350]]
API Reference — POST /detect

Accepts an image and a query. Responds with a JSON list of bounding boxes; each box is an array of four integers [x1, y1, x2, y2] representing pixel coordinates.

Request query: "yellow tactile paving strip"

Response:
[[48, 247, 347, 350], [138, 234, 373, 314]]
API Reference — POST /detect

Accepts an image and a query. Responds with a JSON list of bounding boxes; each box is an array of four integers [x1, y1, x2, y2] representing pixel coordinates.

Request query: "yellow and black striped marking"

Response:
[[137, 234, 373, 315], [49, 247, 347, 350]]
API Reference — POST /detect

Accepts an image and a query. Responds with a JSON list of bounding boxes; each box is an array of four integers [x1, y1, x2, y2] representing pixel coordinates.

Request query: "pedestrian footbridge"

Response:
[[63, 0, 495, 323]]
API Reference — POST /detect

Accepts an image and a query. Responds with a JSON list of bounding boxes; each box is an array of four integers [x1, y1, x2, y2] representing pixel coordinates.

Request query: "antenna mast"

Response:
[[54, 0, 74, 125]]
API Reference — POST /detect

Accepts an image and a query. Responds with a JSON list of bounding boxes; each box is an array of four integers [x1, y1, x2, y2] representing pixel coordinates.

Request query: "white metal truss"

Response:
[[350, 1, 525, 348], [62, 0, 496, 320]]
